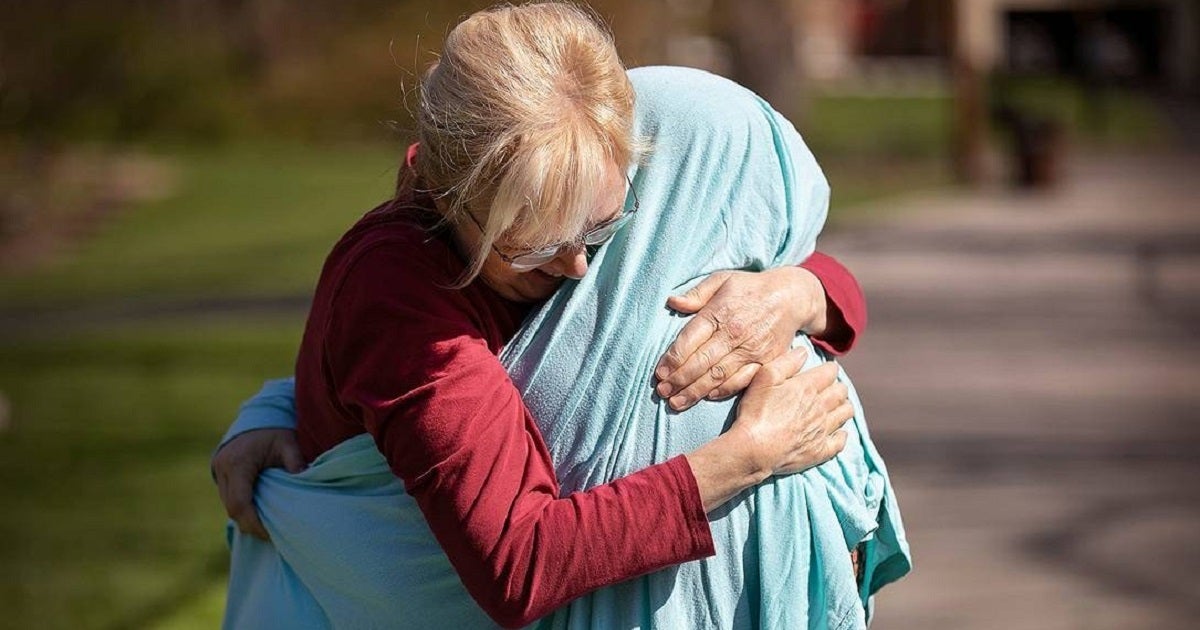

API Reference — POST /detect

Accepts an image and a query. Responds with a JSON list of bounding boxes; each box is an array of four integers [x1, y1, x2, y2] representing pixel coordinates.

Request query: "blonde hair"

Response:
[[410, 2, 638, 285]]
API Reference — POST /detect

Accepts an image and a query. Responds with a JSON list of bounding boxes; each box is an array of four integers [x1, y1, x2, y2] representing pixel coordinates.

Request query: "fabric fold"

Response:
[[220, 66, 909, 630]]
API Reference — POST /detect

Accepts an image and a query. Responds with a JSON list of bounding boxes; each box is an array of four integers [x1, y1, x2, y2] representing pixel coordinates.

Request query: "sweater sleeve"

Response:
[[799, 251, 867, 356], [325, 246, 715, 628]]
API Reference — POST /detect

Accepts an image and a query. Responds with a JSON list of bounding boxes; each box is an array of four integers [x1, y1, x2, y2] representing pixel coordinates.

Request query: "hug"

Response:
[[212, 4, 910, 629]]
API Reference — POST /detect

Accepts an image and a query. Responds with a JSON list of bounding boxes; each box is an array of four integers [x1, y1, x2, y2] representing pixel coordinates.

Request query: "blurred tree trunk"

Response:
[[948, 0, 987, 186], [243, 0, 288, 80], [712, 0, 805, 122], [600, 0, 674, 67]]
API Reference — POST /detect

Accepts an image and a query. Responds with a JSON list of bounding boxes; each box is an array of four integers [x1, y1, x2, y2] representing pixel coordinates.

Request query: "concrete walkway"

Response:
[[824, 152, 1200, 629]]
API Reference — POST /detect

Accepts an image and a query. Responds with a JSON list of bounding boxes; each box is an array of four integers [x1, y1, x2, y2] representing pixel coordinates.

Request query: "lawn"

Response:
[[0, 143, 399, 308], [0, 141, 438, 629], [0, 321, 302, 630], [990, 75, 1169, 148], [804, 93, 954, 160]]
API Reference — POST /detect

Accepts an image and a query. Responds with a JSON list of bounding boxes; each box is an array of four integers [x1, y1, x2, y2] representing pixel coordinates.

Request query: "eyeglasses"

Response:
[[466, 176, 640, 272]]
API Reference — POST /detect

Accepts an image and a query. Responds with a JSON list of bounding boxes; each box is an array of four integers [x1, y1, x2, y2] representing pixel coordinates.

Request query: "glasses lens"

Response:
[[509, 246, 560, 271], [506, 189, 637, 270], [582, 214, 631, 246]]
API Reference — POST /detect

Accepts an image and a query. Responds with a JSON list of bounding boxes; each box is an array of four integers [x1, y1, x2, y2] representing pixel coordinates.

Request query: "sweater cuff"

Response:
[[798, 252, 866, 356], [662, 454, 716, 560]]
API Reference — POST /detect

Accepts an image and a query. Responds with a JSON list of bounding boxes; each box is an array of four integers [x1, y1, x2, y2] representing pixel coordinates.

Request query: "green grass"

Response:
[[149, 581, 227, 630], [823, 156, 952, 225], [804, 93, 954, 160], [802, 80, 1167, 162], [0, 321, 302, 630], [0, 143, 371, 627], [797, 82, 1167, 223], [798, 94, 956, 223], [991, 76, 1169, 148], [0, 142, 399, 308]]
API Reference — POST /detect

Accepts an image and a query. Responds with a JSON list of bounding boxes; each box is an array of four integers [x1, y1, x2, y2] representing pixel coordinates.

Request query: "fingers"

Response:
[[275, 434, 307, 474], [707, 363, 760, 401], [211, 429, 300, 541], [665, 347, 754, 410], [776, 427, 848, 476], [659, 329, 739, 400], [655, 314, 719, 387], [239, 513, 270, 541], [793, 361, 839, 394], [656, 272, 734, 383], [750, 347, 809, 389], [824, 430, 848, 462], [820, 381, 850, 412], [826, 400, 854, 433], [810, 369, 852, 434], [218, 466, 269, 541], [664, 272, 730, 315]]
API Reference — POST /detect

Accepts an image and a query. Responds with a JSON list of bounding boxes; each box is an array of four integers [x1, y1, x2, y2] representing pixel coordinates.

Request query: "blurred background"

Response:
[[0, 1, 1196, 628]]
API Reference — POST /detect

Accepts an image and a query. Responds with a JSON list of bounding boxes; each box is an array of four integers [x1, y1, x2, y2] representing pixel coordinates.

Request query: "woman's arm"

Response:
[[210, 241, 850, 628], [654, 250, 866, 410], [212, 426, 303, 540], [322, 245, 853, 628], [210, 378, 304, 540], [212, 358, 848, 549]]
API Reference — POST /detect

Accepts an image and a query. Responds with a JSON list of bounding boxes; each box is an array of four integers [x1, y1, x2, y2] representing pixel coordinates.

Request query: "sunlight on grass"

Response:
[[0, 143, 399, 307], [992, 76, 1169, 148], [805, 94, 953, 160]]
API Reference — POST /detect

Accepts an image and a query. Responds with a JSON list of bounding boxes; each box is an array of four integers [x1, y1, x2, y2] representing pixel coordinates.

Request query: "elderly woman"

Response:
[[213, 3, 908, 629]]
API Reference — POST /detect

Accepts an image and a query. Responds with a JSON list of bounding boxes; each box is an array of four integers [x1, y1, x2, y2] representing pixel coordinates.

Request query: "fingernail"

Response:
[[669, 395, 689, 409], [655, 366, 669, 380], [656, 382, 673, 397]]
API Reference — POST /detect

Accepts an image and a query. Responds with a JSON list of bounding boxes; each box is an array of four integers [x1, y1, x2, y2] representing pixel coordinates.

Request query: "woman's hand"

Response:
[[686, 349, 851, 512], [212, 428, 305, 540], [654, 267, 829, 411], [730, 357, 849, 476]]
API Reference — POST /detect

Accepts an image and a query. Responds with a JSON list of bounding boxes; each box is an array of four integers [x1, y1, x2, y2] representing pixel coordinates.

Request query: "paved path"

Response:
[[823, 152, 1199, 629]]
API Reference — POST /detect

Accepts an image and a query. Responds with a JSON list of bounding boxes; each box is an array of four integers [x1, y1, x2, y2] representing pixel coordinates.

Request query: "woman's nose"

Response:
[[552, 246, 589, 279]]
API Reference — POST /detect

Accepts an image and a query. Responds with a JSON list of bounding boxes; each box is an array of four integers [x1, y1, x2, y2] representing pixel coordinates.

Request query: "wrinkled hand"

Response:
[[732, 355, 851, 476], [212, 428, 305, 540], [654, 267, 827, 411]]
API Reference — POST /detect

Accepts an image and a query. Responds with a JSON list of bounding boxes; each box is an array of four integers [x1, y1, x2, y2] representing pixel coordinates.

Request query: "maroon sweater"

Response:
[[294, 197, 867, 627]]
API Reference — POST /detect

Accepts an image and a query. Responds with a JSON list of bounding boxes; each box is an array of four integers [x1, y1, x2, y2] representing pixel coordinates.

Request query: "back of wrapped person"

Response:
[[502, 66, 910, 630]]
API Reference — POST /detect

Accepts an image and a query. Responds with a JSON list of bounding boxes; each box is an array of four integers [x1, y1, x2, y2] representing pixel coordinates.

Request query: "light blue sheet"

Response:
[[218, 66, 910, 630]]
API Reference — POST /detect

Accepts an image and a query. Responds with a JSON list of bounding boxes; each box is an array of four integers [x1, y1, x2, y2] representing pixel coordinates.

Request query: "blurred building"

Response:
[[797, 0, 1198, 92]]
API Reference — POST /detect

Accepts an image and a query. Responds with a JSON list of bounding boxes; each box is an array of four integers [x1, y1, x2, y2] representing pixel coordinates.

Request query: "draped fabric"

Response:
[[219, 67, 909, 630]]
